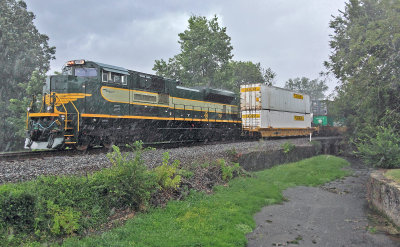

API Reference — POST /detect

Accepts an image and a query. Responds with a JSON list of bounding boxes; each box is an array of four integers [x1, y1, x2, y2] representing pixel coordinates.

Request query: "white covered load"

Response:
[[240, 84, 313, 137], [240, 84, 311, 113], [241, 110, 311, 129]]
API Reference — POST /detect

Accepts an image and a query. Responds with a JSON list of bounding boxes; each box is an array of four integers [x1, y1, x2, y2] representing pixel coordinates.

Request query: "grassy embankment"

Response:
[[61, 155, 350, 247], [385, 169, 400, 183]]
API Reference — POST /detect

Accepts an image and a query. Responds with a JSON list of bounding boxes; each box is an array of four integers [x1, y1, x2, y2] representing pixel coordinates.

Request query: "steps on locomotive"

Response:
[[63, 113, 78, 144]]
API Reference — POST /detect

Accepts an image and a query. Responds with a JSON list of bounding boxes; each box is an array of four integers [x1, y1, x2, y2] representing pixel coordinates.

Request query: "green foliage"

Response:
[[219, 61, 276, 92], [281, 142, 296, 154], [0, 0, 55, 151], [0, 188, 35, 233], [284, 77, 328, 100], [153, 15, 232, 88], [154, 152, 182, 190], [0, 141, 157, 245], [61, 155, 349, 247], [153, 15, 275, 90], [201, 162, 211, 168], [7, 70, 46, 139], [326, 0, 400, 140], [384, 169, 400, 183], [355, 126, 400, 168], [176, 169, 194, 179], [46, 200, 81, 236], [215, 159, 241, 181]]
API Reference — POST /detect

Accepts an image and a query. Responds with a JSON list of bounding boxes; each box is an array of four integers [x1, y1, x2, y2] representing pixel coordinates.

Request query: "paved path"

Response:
[[247, 158, 400, 247]]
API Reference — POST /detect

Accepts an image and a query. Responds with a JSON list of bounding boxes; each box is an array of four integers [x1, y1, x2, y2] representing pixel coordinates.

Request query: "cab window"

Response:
[[102, 70, 127, 86], [75, 67, 97, 77], [102, 71, 109, 82]]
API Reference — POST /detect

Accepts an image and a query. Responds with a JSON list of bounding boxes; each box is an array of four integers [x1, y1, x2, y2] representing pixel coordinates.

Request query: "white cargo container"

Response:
[[241, 110, 312, 129], [241, 110, 312, 137], [240, 84, 311, 114]]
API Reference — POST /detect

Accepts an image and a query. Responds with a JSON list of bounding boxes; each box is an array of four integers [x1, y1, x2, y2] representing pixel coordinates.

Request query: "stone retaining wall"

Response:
[[238, 137, 342, 171], [367, 171, 400, 227]]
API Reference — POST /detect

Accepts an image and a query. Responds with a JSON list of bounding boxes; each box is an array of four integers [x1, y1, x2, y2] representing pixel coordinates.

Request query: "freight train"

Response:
[[25, 60, 314, 150]]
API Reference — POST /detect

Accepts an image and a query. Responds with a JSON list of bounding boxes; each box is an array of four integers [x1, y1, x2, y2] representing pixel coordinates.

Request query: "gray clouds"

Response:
[[26, 0, 346, 90]]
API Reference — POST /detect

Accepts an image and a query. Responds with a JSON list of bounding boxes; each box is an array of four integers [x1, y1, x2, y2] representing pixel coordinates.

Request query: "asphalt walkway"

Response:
[[247, 158, 400, 247]]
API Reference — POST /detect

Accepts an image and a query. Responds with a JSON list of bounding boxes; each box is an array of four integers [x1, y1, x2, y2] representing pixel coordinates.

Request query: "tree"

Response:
[[8, 70, 46, 138], [153, 15, 276, 91], [153, 15, 233, 87], [326, 0, 400, 167], [326, 0, 400, 132], [217, 61, 276, 92], [284, 77, 328, 99], [0, 0, 55, 150]]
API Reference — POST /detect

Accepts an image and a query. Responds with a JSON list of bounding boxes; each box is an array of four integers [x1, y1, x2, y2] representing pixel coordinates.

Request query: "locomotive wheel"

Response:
[[101, 137, 114, 149], [75, 144, 88, 151]]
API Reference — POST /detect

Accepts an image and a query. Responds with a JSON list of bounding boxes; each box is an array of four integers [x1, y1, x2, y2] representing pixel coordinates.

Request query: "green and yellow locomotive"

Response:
[[25, 60, 240, 150]]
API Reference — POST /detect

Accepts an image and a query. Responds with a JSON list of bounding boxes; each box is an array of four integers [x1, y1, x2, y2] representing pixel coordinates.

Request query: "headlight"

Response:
[[47, 105, 52, 111], [27, 107, 31, 112]]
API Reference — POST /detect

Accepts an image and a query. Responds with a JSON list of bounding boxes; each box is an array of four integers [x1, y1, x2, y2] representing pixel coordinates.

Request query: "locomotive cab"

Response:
[[25, 60, 96, 149]]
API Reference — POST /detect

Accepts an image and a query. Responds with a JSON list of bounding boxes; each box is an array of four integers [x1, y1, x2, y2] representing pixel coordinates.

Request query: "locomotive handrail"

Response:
[[25, 100, 34, 130], [52, 94, 69, 131], [69, 101, 80, 133]]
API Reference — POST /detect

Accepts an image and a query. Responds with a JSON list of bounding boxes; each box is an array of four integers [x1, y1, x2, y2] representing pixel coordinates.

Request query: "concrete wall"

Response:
[[238, 137, 343, 172], [367, 171, 400, 227]]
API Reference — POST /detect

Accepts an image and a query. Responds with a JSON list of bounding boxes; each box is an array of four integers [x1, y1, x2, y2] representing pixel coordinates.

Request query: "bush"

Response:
[[154, 152, 181, 190], [0, 141, 157, 245], [0, 188, 35, 233], [215, 159, 241, 181], [281, 142, 295, 154], [355, 126, 400, 168]]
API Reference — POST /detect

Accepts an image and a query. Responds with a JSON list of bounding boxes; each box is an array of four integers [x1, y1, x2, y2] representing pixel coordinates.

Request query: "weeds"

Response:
[[154, 152, 181, 190], [281, 142, 295, 154]]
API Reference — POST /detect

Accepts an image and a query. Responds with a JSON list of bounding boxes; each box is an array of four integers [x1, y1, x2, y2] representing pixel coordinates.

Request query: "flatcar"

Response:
[[25, 60, 241, 150]]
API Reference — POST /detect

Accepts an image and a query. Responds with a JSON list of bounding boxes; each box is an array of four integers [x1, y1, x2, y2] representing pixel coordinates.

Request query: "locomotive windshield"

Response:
[[61, 66, 97, 77], [75, 67, 97, 77], [62, 66, 73, 75]]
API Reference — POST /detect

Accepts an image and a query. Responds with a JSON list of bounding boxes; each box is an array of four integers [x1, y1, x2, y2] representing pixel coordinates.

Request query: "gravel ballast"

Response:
[[0, 137, 312, 184]]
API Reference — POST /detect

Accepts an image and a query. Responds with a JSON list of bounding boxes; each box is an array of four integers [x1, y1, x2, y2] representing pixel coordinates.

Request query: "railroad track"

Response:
[[0, 136, 336, 162], [0, 139, 242, 162], [0, 149, 68, 162]]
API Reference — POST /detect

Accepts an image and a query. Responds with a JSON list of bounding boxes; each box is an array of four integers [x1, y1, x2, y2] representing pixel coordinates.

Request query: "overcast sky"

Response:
[[26, 0, 346, 91]]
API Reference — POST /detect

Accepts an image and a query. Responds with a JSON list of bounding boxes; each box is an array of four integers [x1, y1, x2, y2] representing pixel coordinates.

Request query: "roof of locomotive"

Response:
[[91, 61, 129, 75], [81, 60, 236, 98]]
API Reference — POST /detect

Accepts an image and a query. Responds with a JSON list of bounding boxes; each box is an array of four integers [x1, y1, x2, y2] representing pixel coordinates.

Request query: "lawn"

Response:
[[61, 155, 350, 247], [385, 169, 400, 183]]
